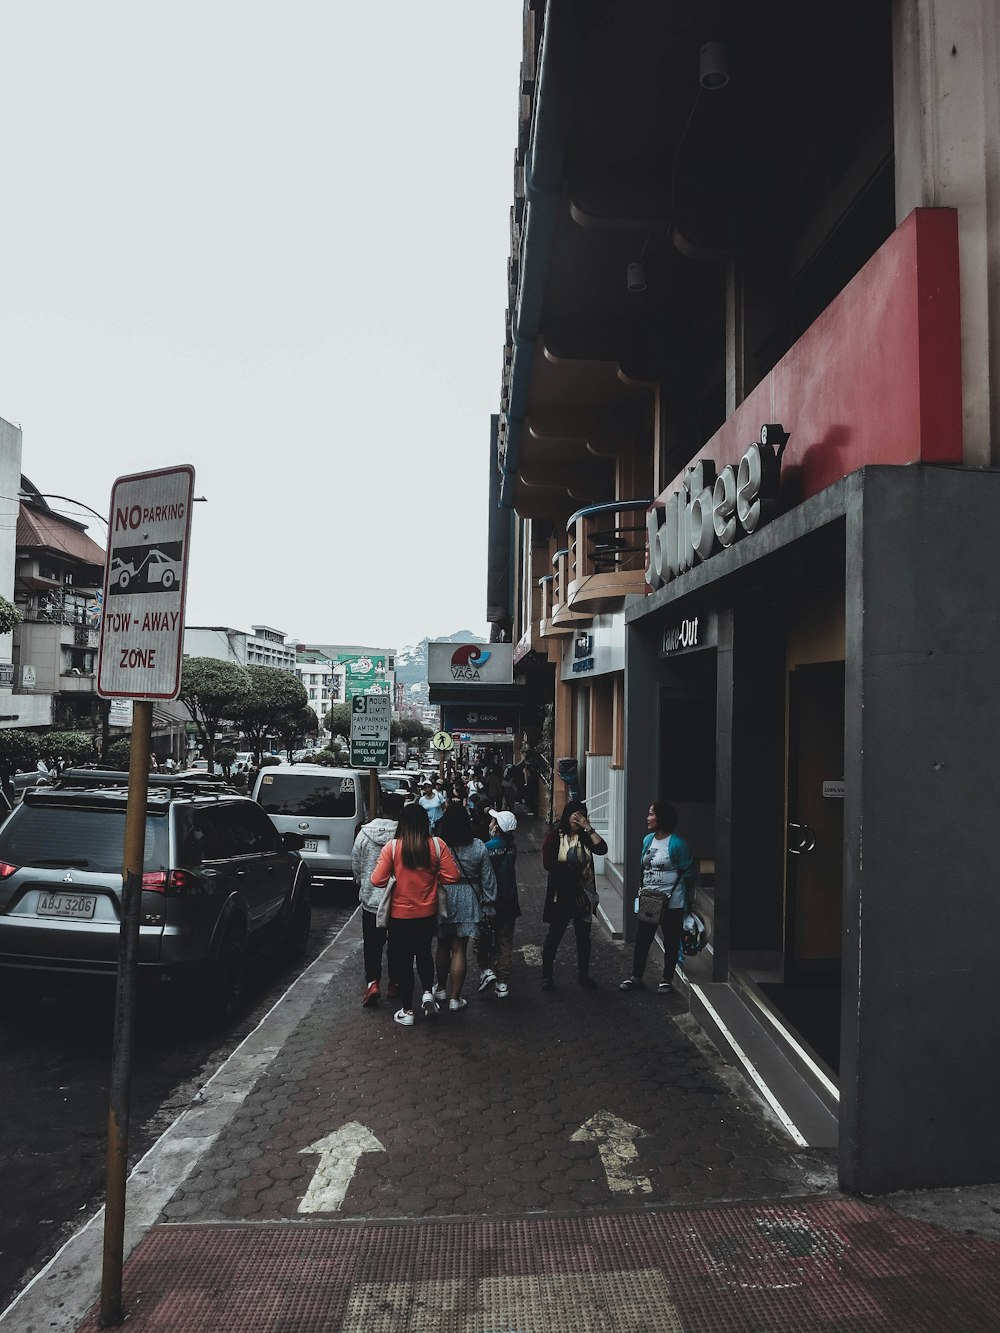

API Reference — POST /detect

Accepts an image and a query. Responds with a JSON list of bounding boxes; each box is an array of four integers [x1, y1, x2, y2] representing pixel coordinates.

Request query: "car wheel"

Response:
[[161, 570, 175, 589], [279, 888, 311, 967], [206, 928, 246, 1026], [118, 569, 130, 589]]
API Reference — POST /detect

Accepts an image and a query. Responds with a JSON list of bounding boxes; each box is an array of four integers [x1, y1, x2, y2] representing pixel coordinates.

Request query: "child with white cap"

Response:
[[480, 808, 520, 998]]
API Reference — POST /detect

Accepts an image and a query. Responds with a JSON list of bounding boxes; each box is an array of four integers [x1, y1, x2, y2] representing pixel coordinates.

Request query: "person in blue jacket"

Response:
[[619, 800, 697, 994]]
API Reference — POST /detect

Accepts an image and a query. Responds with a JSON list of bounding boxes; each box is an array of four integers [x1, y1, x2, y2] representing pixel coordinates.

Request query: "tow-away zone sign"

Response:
[[97, 465, 195, 700]]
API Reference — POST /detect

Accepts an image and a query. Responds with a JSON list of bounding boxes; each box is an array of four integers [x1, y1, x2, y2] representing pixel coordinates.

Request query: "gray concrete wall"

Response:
[[841, 465, 1000, 1192]]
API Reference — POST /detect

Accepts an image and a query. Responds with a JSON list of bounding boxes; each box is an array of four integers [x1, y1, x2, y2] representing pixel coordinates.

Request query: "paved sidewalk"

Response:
[[25, 818, 1000, 1329]]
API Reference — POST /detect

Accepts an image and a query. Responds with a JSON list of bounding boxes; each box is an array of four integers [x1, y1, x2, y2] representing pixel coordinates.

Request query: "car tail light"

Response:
[[141, 869, 199, 896], [0, 861, 17, 878]]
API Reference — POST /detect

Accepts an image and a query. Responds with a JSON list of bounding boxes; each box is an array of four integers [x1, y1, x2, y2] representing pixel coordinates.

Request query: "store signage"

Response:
[[427, 642, 514, 686], [338, 653, 390, 700], [0, 664, 13, 688], [442, 704, 517, 734], [572, 633, 594, 674], [662, 618, 700, 654], [646, 425, 789, 590], [822, 780, 845, 799]]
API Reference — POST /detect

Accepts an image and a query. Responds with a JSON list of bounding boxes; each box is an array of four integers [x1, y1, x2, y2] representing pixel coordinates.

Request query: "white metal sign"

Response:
[[97, 465, 195, 700], [350, 693, 391, 767]]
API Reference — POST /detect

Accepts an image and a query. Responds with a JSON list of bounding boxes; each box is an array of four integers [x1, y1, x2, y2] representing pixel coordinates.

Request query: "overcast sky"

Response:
[[0, 3, 521, 651]]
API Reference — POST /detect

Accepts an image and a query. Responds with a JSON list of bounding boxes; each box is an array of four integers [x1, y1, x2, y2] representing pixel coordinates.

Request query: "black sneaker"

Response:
[[658, 980, 674, 994], [619, 976, 644, 991]]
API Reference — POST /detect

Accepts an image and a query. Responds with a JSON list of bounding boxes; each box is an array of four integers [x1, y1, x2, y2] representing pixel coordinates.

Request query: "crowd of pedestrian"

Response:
[[351, 762, 699, 1026]]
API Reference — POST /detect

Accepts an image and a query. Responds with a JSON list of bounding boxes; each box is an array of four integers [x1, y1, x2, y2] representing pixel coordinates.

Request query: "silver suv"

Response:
[[0, 773, 311, 1022]]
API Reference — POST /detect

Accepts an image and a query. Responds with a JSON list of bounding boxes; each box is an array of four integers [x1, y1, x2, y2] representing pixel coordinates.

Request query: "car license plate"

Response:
[[302, 839, 318, 851], [37, 892, 98, 920]]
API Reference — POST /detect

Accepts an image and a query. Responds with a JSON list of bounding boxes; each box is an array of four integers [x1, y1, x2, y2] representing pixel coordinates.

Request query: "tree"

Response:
[[44, 731, 96, 765], [237, 665, 309, 759], [178, 657, 249, 771], [275, 706, 319, 759], [324, 702, 353, 738], [107, 737, 133, 769], [0, 597, 21, 636], [391, 717, 430, 743], [0, 729, 40, 777], [215, 745, 238, 777]]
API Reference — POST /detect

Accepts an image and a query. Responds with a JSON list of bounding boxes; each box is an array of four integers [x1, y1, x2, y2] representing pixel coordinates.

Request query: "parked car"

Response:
[[0, 775, 311, 1022], [252, 764, 365, 884]]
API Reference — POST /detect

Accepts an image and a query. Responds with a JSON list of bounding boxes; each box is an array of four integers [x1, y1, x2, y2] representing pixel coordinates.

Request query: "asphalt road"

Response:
[[0, 885, 357, 1314]]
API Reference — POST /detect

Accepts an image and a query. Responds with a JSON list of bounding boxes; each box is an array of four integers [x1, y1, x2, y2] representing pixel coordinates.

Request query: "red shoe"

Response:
[[386, 982, 399, 1000], [362, 981, 380, 1007]]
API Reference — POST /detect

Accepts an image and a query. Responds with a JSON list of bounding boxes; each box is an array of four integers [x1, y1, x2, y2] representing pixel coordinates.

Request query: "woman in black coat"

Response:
[[540, 799, 608, 990]]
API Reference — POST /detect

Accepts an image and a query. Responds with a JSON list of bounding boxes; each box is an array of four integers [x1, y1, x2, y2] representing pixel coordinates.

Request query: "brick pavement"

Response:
[[65, 818, 1000, 1330], [157, 819, 832, 1226]]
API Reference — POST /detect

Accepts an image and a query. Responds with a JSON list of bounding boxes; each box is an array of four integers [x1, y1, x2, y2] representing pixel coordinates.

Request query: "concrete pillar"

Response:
[[893, 0, 1000, 463]]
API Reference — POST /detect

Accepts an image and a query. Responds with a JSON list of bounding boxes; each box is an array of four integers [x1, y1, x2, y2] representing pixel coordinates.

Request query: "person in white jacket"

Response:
[[351, 816, 398, 1007]]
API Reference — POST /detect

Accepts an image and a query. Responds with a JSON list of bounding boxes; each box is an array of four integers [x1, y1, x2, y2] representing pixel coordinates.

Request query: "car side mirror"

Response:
[[281, 831, 306, 851]]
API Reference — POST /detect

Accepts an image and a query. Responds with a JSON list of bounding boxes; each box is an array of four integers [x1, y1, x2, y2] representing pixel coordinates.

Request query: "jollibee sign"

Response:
[[646, 425, 788, 590], [97, 465, 195, 700]]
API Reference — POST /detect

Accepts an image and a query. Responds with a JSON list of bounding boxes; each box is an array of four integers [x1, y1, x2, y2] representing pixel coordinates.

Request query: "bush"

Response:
[[107, 738, 133, 768]]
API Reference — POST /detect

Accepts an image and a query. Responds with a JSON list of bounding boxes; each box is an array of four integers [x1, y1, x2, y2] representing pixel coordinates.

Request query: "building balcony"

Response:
[[539, 547, 593, 639], [58, 672, 97, 694], [565, 500, 652, 612]]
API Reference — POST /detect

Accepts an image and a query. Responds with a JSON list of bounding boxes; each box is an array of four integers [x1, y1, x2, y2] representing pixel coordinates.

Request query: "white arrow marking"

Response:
[[298, 1121, 385, 1213], [570, 1111, 652, 1195], [518, 944, 543, 966]]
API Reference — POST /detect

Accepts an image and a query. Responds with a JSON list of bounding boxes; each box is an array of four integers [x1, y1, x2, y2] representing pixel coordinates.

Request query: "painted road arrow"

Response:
[[298, 1122, 385, 1213], [571, 1112, 652, 1195]]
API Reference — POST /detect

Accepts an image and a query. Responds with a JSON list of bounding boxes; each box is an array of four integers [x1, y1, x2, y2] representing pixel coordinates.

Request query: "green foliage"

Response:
[[324, 702, 352, 737], [0, 597, 21, 636], [308, 748, 341, 767], [391, 717, 430, 742], [178, 657, 250, 767], [44, 731, 95, 764], [215, 746, 238, 767], [107, 738, 133, 768], [275, 705, 319, 757], [237, 666, 309, 756], [0, 729, 40, 772], [259, 754, 282, 768]]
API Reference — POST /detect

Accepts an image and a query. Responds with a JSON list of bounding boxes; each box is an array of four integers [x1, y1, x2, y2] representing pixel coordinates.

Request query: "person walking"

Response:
[[351, 814, 398, 1007], [619, 800, 697, 994], [541, 800, 608, 990], [419, 780, 446, 831], [371, 803, 460, 1027], [432, 803, 497, 1011], [480, 808, 520, 998]]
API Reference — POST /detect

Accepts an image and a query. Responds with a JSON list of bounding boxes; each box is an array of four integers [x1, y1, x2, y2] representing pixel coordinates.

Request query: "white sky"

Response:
[[0, 3, 522, 650]]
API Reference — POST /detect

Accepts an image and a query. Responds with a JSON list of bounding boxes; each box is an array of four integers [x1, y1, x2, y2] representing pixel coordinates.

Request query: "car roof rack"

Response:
[[51, 769, 243, 798]]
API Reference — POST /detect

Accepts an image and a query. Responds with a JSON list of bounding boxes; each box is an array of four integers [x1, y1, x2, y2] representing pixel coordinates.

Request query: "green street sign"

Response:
[[350, 693, 391, 767]]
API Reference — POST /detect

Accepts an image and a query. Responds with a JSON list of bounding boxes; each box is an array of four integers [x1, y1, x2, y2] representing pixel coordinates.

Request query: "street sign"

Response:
[[97, 465, 195, 700], [430, 730, 454, 751], [350, 693, 391, 767]]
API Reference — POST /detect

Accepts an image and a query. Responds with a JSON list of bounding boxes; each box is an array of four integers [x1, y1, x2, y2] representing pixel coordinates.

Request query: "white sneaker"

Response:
[[448, 997, 468, 1012], [495, 982, 509, 999], [421, 990, 439, 1017], [478, 969, 497, 993], [432, 986, 448, 1002], [393, 1009, 414, 1027]]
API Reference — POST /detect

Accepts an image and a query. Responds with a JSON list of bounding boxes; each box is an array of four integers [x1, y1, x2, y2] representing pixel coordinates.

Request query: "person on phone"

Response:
[[619, 800, 697, 994], [540, 799, 608, 990]]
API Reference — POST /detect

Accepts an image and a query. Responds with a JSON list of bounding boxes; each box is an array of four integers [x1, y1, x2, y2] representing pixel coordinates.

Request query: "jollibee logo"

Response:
[[451, 644, 491, 680]]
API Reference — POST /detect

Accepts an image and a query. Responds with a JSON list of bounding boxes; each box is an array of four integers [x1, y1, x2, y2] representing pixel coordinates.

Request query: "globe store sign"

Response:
[[646, 424, 789, 589]]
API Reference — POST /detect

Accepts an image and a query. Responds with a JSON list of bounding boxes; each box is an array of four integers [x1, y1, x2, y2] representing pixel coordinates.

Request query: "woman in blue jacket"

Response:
[[619, 800, 696, 994]]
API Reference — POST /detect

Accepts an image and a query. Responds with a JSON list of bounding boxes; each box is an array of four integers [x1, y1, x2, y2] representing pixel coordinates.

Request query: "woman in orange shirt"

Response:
[[371, 802, 460, 1027]]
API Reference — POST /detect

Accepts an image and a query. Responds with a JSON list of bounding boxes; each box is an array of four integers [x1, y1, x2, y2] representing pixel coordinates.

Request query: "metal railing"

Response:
[[566, 499, 653, 583]]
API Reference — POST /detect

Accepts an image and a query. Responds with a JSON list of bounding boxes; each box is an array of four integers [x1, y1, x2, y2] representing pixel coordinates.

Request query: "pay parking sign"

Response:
[[350, 693, 391, 768]]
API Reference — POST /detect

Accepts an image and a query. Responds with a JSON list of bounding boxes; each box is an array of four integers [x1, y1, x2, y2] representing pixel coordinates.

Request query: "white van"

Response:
[[253, 764, 366, 883]]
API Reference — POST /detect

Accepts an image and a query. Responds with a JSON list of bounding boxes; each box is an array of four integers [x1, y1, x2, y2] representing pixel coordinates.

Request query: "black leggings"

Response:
[[542, 908, 592, 980], [361, 908, 387, 983], [633, 907, 685, 981], [386, 913, 436, 1010]]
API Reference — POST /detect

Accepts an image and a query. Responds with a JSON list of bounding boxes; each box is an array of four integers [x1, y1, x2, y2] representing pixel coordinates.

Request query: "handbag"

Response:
[[432, 837, 449, 919], [375, 874, 396, 929], [637, 888, 665, 925]]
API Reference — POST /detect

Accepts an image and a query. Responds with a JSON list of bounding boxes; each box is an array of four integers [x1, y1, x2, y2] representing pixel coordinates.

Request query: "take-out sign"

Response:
[[97, 465, 195, 700]]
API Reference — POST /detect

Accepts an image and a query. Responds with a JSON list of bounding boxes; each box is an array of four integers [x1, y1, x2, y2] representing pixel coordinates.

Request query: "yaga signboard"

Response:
[[427, 642, 514, 686], [350, 693, 391, 768], [97, 465, 195, 700]]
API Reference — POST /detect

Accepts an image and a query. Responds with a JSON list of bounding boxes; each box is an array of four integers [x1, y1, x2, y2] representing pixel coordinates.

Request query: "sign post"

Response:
[[97, 465, 194, 1327], [350, 694, 391, 819]]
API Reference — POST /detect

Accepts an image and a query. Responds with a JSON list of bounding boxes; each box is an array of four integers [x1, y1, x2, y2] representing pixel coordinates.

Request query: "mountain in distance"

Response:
[[394, 629, 479, 699]]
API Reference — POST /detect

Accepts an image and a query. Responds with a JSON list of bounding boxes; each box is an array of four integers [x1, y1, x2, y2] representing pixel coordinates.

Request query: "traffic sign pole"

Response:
[[99, 699, 152, 1327]]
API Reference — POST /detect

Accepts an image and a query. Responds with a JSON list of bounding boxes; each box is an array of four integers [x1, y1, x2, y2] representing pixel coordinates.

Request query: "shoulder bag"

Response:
[[432, 836, 449, 919], [375, 841, 397, 929]]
